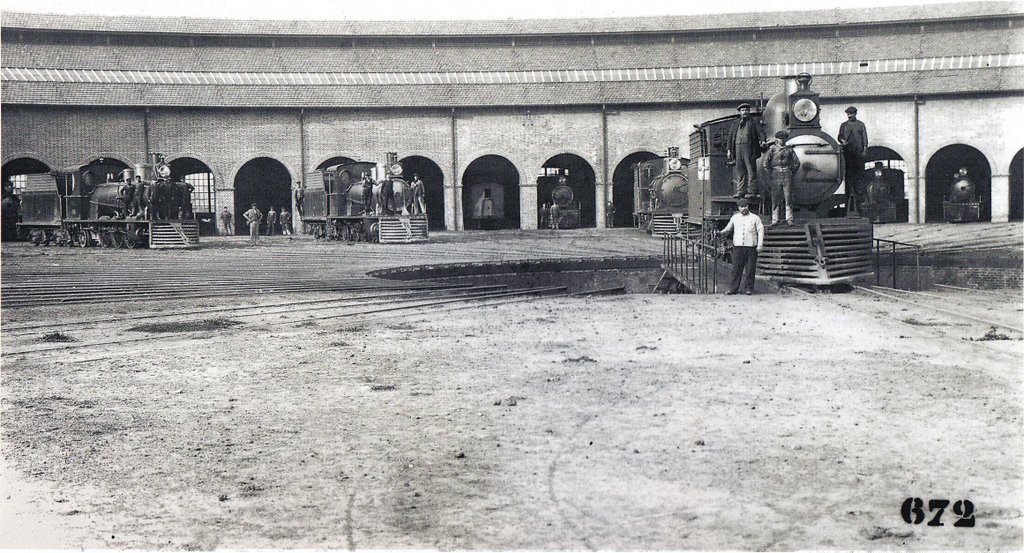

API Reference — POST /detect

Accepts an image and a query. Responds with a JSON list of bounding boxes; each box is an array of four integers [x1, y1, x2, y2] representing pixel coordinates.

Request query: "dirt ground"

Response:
[[2, 271, 1022, 550]]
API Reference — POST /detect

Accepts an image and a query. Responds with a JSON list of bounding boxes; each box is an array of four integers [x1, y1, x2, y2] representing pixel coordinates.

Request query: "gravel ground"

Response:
[[2, 271, 1021, 549]]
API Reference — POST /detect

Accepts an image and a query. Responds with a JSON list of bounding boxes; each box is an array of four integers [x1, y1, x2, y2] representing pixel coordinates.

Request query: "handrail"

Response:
[[873, 237, 923, 290], [661, 227, 720, 293]]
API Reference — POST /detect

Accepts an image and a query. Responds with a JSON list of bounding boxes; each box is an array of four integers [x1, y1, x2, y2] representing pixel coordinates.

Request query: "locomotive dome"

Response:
[[2, 2, 1023, 230]]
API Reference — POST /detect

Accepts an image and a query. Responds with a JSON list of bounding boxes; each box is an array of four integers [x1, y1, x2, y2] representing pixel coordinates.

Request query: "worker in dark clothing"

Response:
[[362, 175, 374, 215], [838, 105, 869, 214], [726, 103, 767, 199], [380, 178, 395, 215], [763, 130, 801, 226]]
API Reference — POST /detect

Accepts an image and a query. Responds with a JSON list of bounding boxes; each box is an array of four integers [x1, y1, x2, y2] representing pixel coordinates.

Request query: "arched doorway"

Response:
[[539, 153, 596, 229], [169, 157, 216, 235], [925, 145, 991, 222], [400, 155, 446, 231], [233, 157, 291, 235], [864, 146, 909, 222], [1009, 149, 1023, 222], [462, 155, 520, 230], [2, 157, 52, 241], [611, 151, 660, 229], [317, 156, 356, 170]]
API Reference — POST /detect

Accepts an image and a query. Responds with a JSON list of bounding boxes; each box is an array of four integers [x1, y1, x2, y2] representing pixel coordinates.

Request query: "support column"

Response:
[[911, 97, 924, 223], [521, 182, 538, 229], [451, 109, 461, 231], [991, 174, 1010, 222], [596, 105, 609, 229]]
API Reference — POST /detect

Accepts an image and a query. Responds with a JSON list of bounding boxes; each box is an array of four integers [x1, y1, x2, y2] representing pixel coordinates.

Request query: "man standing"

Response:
[[294, 182, 305, 219], [243, 203, 262, 246], [549, 202, 560, 230], [280, 208, 292, 235], [219, 207, 233, 235], [726, 103, 766, 199], [540, 203, 550, 229], [410, 174, 426, 215], [838, 106, 869, 213], [265, 206, 277, 236], [719, 198, 764, 295], [763, 130, 801, 226]]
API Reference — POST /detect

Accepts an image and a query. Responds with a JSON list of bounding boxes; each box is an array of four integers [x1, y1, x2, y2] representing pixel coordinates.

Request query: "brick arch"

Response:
[[611, 150, 661, 228], [537, 151, 598, 228], [461, 153, 521, 230], [2, 151, 57, 171], [226, 155, 298, 191], [76, 152, 135, 170], [924, 143, 992, 222], [165, 153, 223, 185]]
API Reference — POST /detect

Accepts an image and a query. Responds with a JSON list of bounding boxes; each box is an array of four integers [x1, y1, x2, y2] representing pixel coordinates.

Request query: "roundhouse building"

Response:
[[2, 3, 1022, 234]]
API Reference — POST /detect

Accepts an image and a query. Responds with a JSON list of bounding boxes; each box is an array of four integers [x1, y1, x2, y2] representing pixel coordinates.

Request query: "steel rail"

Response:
[[1, 285, 507, 334], [2, 286, 567, 358], [854, 285, 1023, 333]]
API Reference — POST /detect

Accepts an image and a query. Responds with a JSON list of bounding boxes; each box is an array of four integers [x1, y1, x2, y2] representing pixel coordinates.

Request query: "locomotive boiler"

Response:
[[681, 72, 873, 285], [17, 153, 199, 249], [942, 167, 982, 222], [539, 172, 581, 229], [633, 147, 689, 235], [301, 152, 428, 243]]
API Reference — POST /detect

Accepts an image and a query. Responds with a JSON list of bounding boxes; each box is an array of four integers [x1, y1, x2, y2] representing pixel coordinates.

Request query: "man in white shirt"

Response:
[[719, 198, 764, 295]]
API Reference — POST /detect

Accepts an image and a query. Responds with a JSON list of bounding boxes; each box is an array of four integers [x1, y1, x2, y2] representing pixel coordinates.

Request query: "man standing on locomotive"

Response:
[[719, 198, 764, 295], [243, 203, 262, 246], [726, 103, 767, 199], [838, 106, 869, 214], [763, 130, 801, 226], [280, 208, 292, 236]]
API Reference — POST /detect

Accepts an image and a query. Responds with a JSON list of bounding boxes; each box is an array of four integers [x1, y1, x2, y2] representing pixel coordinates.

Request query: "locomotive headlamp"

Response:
[[390, 162, 403, 176], [793, 98, 818, 122], [157, 164, 171, 178], [667, 158, 683, 171]]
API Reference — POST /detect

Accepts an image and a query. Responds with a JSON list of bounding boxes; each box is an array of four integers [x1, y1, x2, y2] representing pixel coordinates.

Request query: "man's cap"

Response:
[[737, 103, 751, 111], [251, 203, 257, 207], [736, 198, 750, 207], [845, 106, 858, 114], [775, 130, 790, 139]]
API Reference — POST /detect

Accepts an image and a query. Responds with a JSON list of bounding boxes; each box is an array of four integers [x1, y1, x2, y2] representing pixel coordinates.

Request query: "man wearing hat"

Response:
[[838, 106, 869, 213], [726, 103, 767, 199], [719, 198, 764, 295], [243, 203, 262, 246], [763, 129, 801, 226]]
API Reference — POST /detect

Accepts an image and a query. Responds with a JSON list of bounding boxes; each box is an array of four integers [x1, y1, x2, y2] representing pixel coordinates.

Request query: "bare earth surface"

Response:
[[1, 231, 1022, 550]]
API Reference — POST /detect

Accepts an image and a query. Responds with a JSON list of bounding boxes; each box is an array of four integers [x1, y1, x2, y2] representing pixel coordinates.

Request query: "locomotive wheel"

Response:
[[112, 229, 127, 248], [29, 230, 44, 246], [125, 225, 143, 249], [99, 229, 114, 248], [367, 222, 380, 242], [341, 224, 352, 242], [75, 228, 92, 247]]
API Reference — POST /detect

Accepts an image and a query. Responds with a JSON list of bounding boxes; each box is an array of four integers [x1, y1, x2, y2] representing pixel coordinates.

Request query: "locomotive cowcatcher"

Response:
[[16, 153, 199, 249], [684, 73, 873, 286], [301, 153, 428, 243]]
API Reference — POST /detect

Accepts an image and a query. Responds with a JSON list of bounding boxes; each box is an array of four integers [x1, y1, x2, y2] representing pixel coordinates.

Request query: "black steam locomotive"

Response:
[[538, 171, 581, 229], [643, 73, 873, 285], [942, 167, 982, 223], [301, 153, 428, 243], [16, 153, 199, 249], [633, 147, 690, 235]]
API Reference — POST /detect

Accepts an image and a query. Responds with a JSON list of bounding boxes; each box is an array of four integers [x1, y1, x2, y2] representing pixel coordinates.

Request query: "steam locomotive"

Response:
[[301, 153, 428, 243], [16, 153, 199, 249], [538, 171, 581, 229], [942, 167, 982, 222], [643, 72, 873, 285], [633, 147, 690, 234]]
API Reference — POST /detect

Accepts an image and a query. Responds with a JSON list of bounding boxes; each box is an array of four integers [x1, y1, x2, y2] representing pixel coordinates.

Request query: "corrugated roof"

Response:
[[4, 68, 1019, 108], [2, 2, 1021, 37]]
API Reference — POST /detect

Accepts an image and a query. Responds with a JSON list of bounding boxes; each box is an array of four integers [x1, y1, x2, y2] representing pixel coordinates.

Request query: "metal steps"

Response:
[[758, 218, 873, 285], [377, 215, 428, 244], [150, 220, 200, 249]]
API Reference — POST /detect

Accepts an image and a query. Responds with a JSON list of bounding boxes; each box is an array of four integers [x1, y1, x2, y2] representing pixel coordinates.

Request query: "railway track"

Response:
[[2, 284, 569, 361]]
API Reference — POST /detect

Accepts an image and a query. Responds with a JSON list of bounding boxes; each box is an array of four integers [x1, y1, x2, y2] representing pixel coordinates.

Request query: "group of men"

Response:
[[222, 204, 293, 245], [721, 102, 869, 295], [117, 174, 194, 220], [358, 173, 427, 216]]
